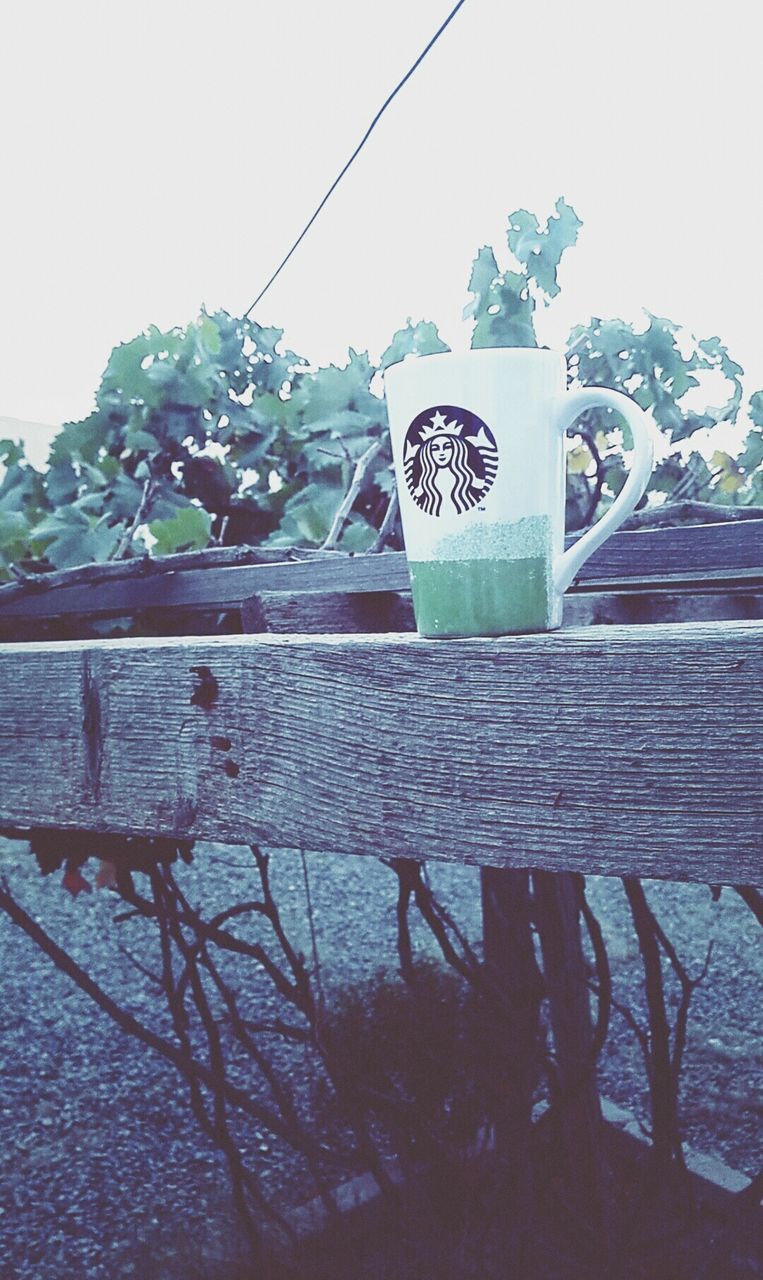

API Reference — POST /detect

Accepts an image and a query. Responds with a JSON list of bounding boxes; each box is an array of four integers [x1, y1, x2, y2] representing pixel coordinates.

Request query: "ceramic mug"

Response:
[[383, 347, 655, 637]]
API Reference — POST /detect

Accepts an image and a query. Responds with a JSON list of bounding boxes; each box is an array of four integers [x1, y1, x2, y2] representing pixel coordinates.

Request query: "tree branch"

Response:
[[111, 475, 157, 561], [322, 439, 382, 550], [622, 500, 763, 531], [370, 488, 399, 553], [0, 876, 325, 1155], [733, 885, 763, 927]]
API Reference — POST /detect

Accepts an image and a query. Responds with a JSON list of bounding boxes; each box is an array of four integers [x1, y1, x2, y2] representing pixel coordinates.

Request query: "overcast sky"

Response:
[[1, 0, 760, 442]]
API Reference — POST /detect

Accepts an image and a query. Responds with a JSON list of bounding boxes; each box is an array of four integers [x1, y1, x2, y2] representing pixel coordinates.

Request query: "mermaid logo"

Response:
[[403, 405, 499, 517]]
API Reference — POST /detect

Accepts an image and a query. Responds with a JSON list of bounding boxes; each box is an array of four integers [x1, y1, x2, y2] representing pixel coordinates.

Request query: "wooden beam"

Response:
[[1, 522, 761, 623], [240, 586, 763, 635], [0, 622, 760, 884]]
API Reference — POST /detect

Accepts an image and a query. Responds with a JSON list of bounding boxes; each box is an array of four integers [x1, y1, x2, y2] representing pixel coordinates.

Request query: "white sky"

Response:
[[1, 0, 761, 447]]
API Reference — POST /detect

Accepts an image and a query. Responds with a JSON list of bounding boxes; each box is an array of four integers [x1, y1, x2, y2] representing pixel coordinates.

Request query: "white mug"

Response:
[[383, 347, 655, 637]]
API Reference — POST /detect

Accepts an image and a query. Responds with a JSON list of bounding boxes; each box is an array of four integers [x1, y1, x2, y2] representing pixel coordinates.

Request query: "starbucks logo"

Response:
[[403, 405, 498, 517]]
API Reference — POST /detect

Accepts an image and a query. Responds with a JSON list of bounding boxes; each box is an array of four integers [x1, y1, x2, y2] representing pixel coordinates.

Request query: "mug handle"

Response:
[[552, 387, 656, 594]]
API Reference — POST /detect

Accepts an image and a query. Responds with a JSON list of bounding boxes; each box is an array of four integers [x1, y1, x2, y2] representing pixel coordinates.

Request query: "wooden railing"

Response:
[[0, 520, 761, 887]]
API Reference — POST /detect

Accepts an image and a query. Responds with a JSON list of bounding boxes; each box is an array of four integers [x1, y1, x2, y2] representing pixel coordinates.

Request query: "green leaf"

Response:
[[106, 472, 150, 521], [0, 439, 27, 468], [711, 449, 744, 494], [48, 414, 107, 466], [748, 391, 763, 428], [338, 517, 377, 551], [380, 320, 450, 370], [271, 482, 345, 546], [196, 311, 222, 356], [738, 428, 763, 473], [697, 335, 744, 424], [0, 509, 31, 545], [32, 507, 119, 567], [46, 462, 79, 507], [148, 504, 212, 555], [507, 197, 581, 299], [290, 349, 383, 425], [124, 425, 162, 453], [464, 246, 500, 320], [471, 272, 537, 349]]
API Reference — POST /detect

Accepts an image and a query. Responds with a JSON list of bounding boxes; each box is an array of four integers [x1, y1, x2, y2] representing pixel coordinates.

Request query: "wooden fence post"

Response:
[[534, 870, 613, 1261], [480, 866, 543, 1269]]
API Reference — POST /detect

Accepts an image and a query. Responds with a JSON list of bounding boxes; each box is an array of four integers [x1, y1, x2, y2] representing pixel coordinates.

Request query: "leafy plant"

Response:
[[0, 198, 760, 578]]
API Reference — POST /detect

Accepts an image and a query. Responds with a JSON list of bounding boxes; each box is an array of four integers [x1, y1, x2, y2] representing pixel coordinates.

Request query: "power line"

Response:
[[243, 0, 468, 319]]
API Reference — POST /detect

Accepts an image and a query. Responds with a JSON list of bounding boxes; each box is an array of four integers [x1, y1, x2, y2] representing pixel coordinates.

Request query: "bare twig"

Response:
[[116, 940, 164, 992], [241, 1017, 311, 1044], [300, 849, 324, 1011], [0, 544, 332, 602], [152, 867, 281, 1252], [111, 475, 157, 561], [0, 876, 309, 1149], [733, 885, 763, 926], [388, 858, 416, 983], [622, 500, 763, 531], [579, 882, 611, 1062], [213, 514, 230, 547], [382, 858, 485, 992], [622, 878, 687, 1178], [321, 439, 382, 550], [250, 846, 315, 1018], [370, 487, 399, 553], [646, 906, 713, 1094], [575, 428, 605, 527], [168, 871, 343, 1226]]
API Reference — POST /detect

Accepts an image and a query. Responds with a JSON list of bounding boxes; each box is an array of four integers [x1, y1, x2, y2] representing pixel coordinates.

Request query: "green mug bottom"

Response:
[[409, 556, 552, 637]]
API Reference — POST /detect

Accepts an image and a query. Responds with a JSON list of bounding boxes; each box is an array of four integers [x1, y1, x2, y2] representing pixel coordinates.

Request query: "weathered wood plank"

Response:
[[573, 519, 763, 584], [0, 623, 760, 883], [241, 587, 763, 634], [1, 523, 761, 623]]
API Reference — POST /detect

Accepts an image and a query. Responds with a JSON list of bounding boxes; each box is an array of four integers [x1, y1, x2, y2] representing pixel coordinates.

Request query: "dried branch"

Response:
[[247, 849, 398, 1206], [622, 500, 763, 531], [154, 866, 300, 1247], [111, 475, 157, 561], [300, 849, 324, 1011], [0, 543, 331, 603], [733, 885, 763, 927], [388, 857, 416, 983], [116, 940, 164, 992], [167, 869, 342, 1226], [115, 866, 311, 1014], [370, 487, 399, 553], [321, 439, 383, 550], [381, 858, 485, 992], [576, 428, 605, 527], [154, 871, 276, 1251], [646, 907, 713, 1093], [622, 878, 686, 1176], [579, 882, 611, 1062], [0, 876, 322, 1153]]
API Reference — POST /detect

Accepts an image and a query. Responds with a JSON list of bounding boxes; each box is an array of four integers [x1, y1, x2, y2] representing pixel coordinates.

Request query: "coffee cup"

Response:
[[384, 347, 655, 636]]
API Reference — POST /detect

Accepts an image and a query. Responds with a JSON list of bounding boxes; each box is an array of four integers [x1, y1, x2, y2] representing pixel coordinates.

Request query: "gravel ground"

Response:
[[0, 837, 760, 1280]]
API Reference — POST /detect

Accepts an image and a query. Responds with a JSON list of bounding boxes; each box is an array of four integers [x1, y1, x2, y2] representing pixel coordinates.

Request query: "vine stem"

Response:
[[111, 474, 156, 560], [0, 875, 323, 1155], [370, 488, 399, 553], [321, 439, 382, 550]]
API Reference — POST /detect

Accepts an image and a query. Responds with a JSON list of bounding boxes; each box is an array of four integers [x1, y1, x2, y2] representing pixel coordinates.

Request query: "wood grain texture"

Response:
[[0, 623, 760, 884], [241, 587, 763, 635], [2, 522, 761, 623]]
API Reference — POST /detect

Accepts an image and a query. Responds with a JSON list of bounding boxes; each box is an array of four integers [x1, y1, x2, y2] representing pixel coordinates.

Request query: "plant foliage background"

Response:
[[1, 198, 762, 578]]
